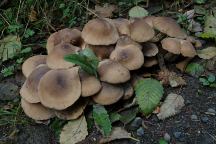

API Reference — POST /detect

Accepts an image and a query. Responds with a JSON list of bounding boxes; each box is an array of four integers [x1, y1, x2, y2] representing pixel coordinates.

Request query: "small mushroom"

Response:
[[46, 42, 80, 69], [20, 65, 50, 103], [186, 36, 202, 48], [38, 67, 81, 110], [122, 83, 134, 100], [22, 55, 47, 78], [81, 18, 119, 45], [21, 98, 54, 120], [93, 82, 124, 105], [143, 16, 156, 28], [130, 18, 155, 42], [180, 40, 197, 57], [79, 69, 101, 97], [112, 18, 130, 36], [98, 59, 130, 84], [143, 57, 158, 67], [153, 17, 187, 39], [161, 38, 181, 54], [176, 58, 192, 72], [142, 42, 159, 57]]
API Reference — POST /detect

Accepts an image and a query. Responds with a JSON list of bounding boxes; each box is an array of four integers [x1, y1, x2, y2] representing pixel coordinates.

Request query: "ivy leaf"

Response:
[[185, 63, 204, 77], [64, 48, 99, 76], [135, 78, 164, 116], [93, 105, 112, 136], [129, 6, 148, 18]]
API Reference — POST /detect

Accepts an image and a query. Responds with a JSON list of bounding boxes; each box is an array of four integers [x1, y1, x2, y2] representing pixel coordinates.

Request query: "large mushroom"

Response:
[[142, 42, 159, 57], [112, 18, 130, 36]]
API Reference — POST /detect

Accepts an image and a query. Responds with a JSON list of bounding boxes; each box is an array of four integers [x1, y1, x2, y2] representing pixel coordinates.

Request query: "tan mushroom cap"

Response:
[[98, 59, 130, 84], [22, 55, 47, 78], [46, 42, 80, 69], [79, 69, 101, 97], [122, 83, 134, 100], [116, 36, 142, 50], [93, 82, 124, 105], [55, 98, 88, 120], [142, 42, 159, 57], [130, 18, 155, 42], [143, 16, 156, 28], [21, 98, 54, 120], [110, 40, 144, 70], [81, 18, 119, 45], [46, 28, 81, 54], [161, 38, 181, 54], [20, 65, 50, 103], [180, 40, 197, 57], [153, 17, 187, 39], [38, 67, 81, 110], [143, 57, 158, 67], [112, 18, 130, 36]]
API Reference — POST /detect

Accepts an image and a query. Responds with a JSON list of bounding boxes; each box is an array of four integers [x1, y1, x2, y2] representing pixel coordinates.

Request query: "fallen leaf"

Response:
[[157, 93, 185, 120], [119, 107, 139, 124], [28, 8, 37, 22], [197, 47, 216, 59], [60, 116, 88, 144], [129, 6, 148, 18], [94, 4, 117, 18], [168, 72, 186, 87], [185, 62, 204, 77], [176, 58, 192, 72]]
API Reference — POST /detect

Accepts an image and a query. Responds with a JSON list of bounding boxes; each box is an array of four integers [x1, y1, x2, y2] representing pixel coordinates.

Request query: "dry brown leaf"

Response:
[[158, 69, 171, 85], [197, 47, 216, 59], [94, 4, 117, 18], [60, 115, 88, 144], [28, 8, 37, 22], [168, 72, 186, 87], [157, 93, 185, 120]]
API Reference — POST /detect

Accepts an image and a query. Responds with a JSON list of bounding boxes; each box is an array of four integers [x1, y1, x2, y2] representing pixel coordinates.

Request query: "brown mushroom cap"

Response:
[[180, 40, 197, 57], [20, 65, 50, 103], [79, 69, 101, 97], [93, 82, 124, 105], [112, 18, 130, 36], [130, 18, 155, 42], [143, 57, 158, 67], [46, 28, 81, 54], [153, 17, 187, 39], [38, 67, 81, 110], [143, 16, 156, 28], [21, 98, 54, 120], [161, 38, 181, 54], [98, 59, 130, 84], [46, 42, 80, 69], [142, 42, 159, 57], [81, 18, 119, 45], [22, 55, 47, 78], [55, 98, 88, 120], [116, 36, 142, 50], [122, 83, 134, 100]]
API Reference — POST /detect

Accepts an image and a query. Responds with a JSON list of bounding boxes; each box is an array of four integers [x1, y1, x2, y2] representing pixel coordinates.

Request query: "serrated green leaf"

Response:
[[119, 107, 139, 124], [185, 63, 204, 77], [129, 6, 148, 18], [135, 78, 164, 116], [93, 105, 112, 136]]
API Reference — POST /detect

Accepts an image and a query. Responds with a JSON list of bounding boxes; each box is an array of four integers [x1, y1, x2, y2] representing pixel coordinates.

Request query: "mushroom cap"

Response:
[[180, 40, 197, 57], [130, 18, 155, 42], [21, 98, 54, 120], [93, 82, 124, 105], [161, 38, 181, 54], [22, 55, 47, 78], [46, 28, 81, 54], [81, 18, 119, 45], [110, 41, 144, 70], [122, 83, 134, 100], [55, 98, 88, 120], [143, 16, 156, 27], [153, 17, 187, 39], [112, 18, 130, 36], [79, 69, 101, 97], [143, 57, 158, 67], [98, 59, 130, 84], [142, 42, 159, 57], [46, 42, 80, 69], [116, 36, 142, 50], [20, 65, 50, 103], [38, 67, 81, 110]]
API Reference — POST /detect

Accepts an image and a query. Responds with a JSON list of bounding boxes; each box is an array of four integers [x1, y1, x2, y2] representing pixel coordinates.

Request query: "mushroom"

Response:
[[98, 59, 130, 84], [180, 40, 197, 57], [143, 16, 156, 28], [93, 82, 124, 105], [112, 18, 130, 36], [81, 18, 119, 45], [122, 83, 134, 100], [46, 28, 81, 54], [21, 98, 54, 120], [129, 18, 155, 42], [143, 57, 158, 67], [22, 55, 47, 78], [38, 67, 81, 110], [153, 17, 187, 39], [55, 98, 88, 120], [142, 42, 159, 57], [79, 69, 101, 97], [110, 37, 144, 70], [161, 38, 181, 54], [46, 42, 80, 69], [20, 65, 50, 103]]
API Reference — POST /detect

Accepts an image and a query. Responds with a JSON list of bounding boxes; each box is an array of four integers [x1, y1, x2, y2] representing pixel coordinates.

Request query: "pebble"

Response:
[[174, 132, 182, 139], [164, 133, 171, 142], [130, 117, 142, 129], [191, 114, 198, 121], [185, 100, 191, 105], [201, 116, 209, 123], [207, 108, 216, 114], [136, 127, 145, 136]]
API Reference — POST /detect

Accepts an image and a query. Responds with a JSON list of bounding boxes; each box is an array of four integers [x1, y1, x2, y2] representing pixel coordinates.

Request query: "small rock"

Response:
[[191, 114, 198, 121], [185, 100, 191, 105], [207, 108, 215, 114], [130, 117, 142, 129], [136, 127, 145, 136], [164, 133, 171, 142], [174, 132, 182, 139], [201, 117, 209, 123]]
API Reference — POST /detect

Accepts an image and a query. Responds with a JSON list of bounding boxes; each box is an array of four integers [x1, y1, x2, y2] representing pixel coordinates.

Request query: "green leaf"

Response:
[[185, 63, 204, 77], [199, 77, 210, 86], [159, 138, 168, 144], [209, 83, 216, 88], [200, 15, 216, 40], [197, 47, 216, 59], [119, 107, 139, 124], [208, 74, 215, 83], [0, 35, 21, 62], [135, 78, 164, 116], [129, 6, 148, 18], [93, 105, 112, 136], [109, 112, 121, 123], [193, 0, 207, 4]]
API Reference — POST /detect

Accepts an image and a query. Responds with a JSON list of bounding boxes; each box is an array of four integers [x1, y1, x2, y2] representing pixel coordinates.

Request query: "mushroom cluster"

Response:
[[20, 16, 198, 121]]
